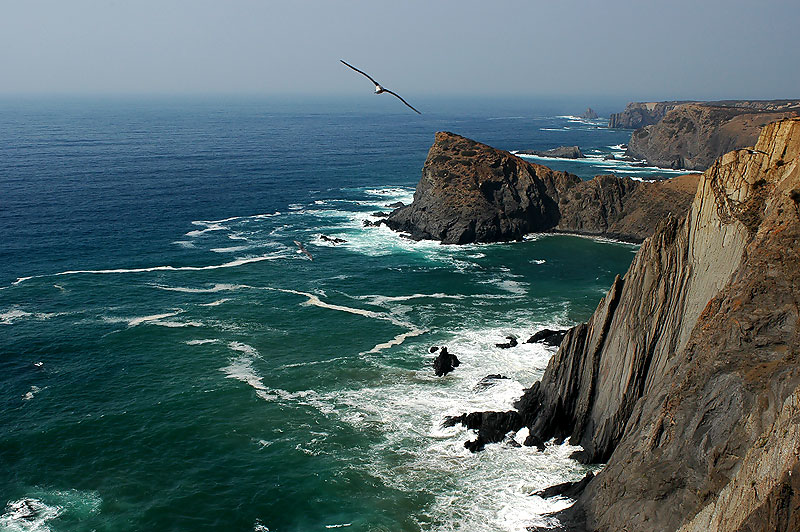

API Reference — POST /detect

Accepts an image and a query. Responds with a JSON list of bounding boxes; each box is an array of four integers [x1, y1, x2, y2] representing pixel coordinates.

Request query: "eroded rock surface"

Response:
[[385, 132, 698, 244], [522, 118, 800, 531]]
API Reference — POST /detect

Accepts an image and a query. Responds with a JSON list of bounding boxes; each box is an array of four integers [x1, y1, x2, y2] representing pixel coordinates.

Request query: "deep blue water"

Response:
[[1, 97, 671, 531]]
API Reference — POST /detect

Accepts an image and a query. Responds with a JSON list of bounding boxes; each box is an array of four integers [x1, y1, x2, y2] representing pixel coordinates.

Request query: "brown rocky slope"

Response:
[[385, 132, 698, 244], [515, 118, 800, 531], [627, 103, 799, 170]]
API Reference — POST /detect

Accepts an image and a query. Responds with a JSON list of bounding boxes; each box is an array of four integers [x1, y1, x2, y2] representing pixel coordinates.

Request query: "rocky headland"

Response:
[[627, 103, 799, 170], [384, 132, 698, 244], [610, 100, 800, 171], [451, 118, 800, 531], [608, 101, 688, 129]]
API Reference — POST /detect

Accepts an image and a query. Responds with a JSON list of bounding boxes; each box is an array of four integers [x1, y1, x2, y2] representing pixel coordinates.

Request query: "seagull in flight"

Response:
[[340, 60, 421, 114]]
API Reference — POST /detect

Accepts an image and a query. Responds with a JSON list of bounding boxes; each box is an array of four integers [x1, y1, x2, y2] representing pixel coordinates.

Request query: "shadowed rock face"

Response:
[[519, 118, 800, 531], [385, 132, 699, 244]]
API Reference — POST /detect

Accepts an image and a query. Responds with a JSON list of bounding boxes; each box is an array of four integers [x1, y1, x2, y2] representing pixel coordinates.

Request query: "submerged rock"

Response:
[[474, 374, 509, 391]]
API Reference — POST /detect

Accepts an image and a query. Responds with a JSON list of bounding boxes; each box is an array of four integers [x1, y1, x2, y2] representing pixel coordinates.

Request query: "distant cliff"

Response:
[[516, 118, 800, 531], [608, 101, 687, 129], [627, 103, 799, 170], [384, 132, 697, 244]]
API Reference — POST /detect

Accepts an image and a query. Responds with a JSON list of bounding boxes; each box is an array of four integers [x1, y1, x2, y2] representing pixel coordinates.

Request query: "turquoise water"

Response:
[[1, 98, 658, 531]]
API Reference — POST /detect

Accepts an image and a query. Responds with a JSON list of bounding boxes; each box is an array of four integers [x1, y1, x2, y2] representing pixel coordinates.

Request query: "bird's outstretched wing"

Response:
[[340, 60, 380, 87], [383, 89, 421, 114]]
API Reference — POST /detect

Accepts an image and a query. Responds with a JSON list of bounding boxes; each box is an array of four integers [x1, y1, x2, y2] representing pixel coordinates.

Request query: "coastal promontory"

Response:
[[384, 132, 698, 244], [464, 118, 800, 531]]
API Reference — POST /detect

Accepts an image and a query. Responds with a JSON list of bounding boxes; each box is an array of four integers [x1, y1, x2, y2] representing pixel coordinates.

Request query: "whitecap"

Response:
[[22, 385, 42, 401], [12, 254, 284, 285], [126, 311, 182, 327], [199, 298, 230, 307], [0, 309, 33, 325], [185, 339, 220, 346]]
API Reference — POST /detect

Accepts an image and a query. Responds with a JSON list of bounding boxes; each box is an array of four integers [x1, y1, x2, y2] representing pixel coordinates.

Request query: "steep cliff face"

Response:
[[520, 118, 800, 531], [627, 104, 799, 170], [385, 132, 698, 244], [608, 101, 686, 129], [384, 132, 578, 244]]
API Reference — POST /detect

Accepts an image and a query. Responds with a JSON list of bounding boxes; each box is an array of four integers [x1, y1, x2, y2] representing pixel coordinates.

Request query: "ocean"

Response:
[[0, 96, 682, 532]]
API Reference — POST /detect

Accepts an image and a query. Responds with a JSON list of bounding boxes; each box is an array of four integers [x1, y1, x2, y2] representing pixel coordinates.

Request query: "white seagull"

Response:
[[340, 60, 421, 114]]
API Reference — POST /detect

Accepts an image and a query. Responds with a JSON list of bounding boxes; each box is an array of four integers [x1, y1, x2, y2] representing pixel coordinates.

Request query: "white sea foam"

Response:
[[365, 328, 427, 354], [0, 490, 101, 532], [123, 311, 180, 327], [1, 309, 33, 325], [185, 222, 228, 237], [0, 309, 64, 325], [199, 298, 231, 307], [185, 339, 221, 345], [152, 283, 251, 293], [172, 240, 196, 248], [12, 255, 283, 286], [22, 385, 42, 401]]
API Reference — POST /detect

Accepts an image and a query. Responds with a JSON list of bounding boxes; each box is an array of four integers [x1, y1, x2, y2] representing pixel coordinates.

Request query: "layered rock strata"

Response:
[[385, 132, 698, 244], [518, 118, 800, 530]]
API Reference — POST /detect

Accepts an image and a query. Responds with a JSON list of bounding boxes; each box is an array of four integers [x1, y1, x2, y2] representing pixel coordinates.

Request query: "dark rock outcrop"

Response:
[[526, 328, 569, 347], [534, 472, 595, 499], [608, 101, 687, 129], [432, 346, 460, 377], [627, 103, 799, 170], [516, 146, 584, 159], [443, 410, 524, 452], [517, 118, 800, 531], [581, 108, 598, 120], [475, 374, 509, 391], [320, 235, 347, 244], [495, 335, 518, 349], [384, 132, 699, 244]]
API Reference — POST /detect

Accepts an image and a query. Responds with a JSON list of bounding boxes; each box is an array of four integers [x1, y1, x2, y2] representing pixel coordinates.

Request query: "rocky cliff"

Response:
[[385, 132, 698, 244], [627, 103, 799, 170], [608, 101, 687, 129], [517, 118, 800, 531]]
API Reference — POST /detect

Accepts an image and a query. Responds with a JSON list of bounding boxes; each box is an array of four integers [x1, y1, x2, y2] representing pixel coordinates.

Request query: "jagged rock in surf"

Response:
[[526, 328, 569, 347], [432, 346, 460, 377], [495, 335, 518, 349], [474, 374, 509, 391], [442, 410, 524, 452]]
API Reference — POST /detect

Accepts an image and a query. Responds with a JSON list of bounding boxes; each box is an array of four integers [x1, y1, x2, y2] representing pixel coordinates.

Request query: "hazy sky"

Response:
[[1, 0, 798, 100]]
